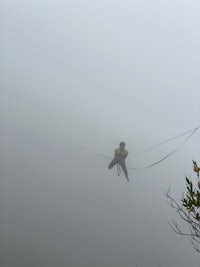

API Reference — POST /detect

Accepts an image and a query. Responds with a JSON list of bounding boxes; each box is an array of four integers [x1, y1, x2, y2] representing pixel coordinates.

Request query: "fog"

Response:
[[1, 0, 200, 266]]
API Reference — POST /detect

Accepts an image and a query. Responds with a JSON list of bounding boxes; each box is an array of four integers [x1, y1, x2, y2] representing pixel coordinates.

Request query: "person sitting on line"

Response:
[[108, 141, 129, 181]]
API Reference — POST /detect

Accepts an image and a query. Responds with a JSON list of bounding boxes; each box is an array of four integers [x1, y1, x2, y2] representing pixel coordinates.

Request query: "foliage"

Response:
[[166, 160, 200, 252]]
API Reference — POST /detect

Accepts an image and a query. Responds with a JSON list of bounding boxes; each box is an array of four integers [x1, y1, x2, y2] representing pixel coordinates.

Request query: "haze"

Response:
[[1, 0, 200, 266]]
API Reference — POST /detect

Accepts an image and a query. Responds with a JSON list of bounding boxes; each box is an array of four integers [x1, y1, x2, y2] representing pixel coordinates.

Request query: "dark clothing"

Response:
[[108, 158, 128, 179]]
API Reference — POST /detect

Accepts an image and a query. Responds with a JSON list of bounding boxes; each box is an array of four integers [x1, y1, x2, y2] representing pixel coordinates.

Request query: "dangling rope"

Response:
[[117, 163, 121, 176]]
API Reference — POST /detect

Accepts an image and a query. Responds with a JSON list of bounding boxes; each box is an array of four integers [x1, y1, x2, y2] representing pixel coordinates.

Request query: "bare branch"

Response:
[[166, 180, 200, 252]]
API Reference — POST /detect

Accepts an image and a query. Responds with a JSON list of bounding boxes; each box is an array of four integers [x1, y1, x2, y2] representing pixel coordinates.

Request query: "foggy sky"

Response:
[[1, 0, 200, 266]]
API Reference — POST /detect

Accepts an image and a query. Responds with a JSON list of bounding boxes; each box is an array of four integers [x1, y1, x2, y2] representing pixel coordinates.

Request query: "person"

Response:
[[108, 141, 129, 181]]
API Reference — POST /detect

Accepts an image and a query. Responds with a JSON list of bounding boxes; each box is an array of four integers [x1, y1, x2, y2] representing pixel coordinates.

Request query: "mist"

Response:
[[1, 0, 200, 266]]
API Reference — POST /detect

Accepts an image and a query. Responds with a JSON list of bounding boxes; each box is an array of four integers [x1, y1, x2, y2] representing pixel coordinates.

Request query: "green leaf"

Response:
[[186, 177, 190, 184]]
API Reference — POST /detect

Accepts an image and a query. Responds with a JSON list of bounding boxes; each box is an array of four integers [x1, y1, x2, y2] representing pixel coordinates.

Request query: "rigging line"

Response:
[[94, 152, 112, 160], [80, 125, 199, 171], [79, 145, 138, 170], [94, 153, 138, 170], [79, 145, 112, 160], [129, 126, 200, 159], [92, 151, 138, 170], [126, 165, 138, 170], [143, 127, 199, 169], [93, 150, 138, 170]]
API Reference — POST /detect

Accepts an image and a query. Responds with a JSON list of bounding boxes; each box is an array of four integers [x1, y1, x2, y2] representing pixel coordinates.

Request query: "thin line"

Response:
[[143, 128, 199, 169], [79, 126, 200, 171], [129, 126, 200, 159]]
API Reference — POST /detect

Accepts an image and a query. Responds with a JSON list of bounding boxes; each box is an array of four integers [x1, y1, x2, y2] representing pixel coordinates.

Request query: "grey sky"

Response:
[[1, 0, 200, 266]]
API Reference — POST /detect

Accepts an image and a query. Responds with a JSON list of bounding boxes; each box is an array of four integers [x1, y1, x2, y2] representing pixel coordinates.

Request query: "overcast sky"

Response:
[[1, 0, 200, 266]]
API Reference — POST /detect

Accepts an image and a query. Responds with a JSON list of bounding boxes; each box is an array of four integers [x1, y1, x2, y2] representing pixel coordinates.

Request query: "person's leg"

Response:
[[120, 161, 129, 181], [108, 158, 117, 169]]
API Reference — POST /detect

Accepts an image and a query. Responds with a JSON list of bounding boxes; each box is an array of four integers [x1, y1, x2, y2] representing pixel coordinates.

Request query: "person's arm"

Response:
[[124, 151, 128, 160]]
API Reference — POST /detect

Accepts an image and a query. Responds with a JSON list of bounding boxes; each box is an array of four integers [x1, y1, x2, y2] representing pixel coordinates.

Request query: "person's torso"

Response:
[[115, 148, 128, 161]]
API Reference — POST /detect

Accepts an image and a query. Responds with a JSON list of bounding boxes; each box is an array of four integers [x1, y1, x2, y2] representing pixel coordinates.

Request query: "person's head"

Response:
[[119, 141, 126, 149]]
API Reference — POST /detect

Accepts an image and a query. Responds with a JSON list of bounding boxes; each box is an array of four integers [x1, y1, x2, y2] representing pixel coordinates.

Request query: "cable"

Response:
[[79, 145, 112, 160], [129, 126, 200, 159], [79, 126, 200, 171], [143, 127, 199, 169]]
